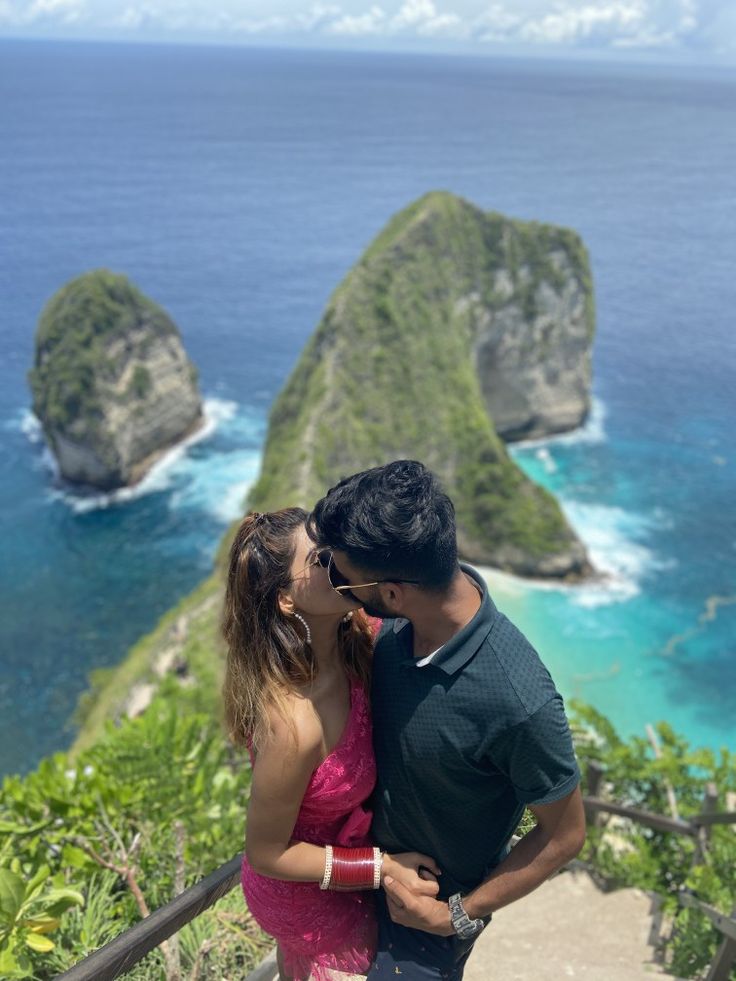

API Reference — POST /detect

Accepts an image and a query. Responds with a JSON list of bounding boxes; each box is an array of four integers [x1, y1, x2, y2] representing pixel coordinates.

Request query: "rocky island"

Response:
[[248, 191, 595, 579], [28, 270, 204, 490]]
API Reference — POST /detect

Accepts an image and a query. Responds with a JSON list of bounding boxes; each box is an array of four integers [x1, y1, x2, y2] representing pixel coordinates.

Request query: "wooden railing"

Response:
[[56, 763, 736, 981], [584, 761, 736, 981]]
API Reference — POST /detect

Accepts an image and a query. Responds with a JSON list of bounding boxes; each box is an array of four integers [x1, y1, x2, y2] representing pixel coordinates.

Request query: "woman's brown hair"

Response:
[[222, 507, 373, 751]]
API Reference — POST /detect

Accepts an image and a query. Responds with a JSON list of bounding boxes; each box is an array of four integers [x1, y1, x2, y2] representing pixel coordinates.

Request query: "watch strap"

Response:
[[448, 892, 485, 939]]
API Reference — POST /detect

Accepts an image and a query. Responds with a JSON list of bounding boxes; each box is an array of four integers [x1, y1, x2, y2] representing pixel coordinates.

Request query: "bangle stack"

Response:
[[319, 845, 383, 891]]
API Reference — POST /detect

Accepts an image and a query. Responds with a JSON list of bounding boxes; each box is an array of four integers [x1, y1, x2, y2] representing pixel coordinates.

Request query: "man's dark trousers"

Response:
[[366, 891, 484, 980]]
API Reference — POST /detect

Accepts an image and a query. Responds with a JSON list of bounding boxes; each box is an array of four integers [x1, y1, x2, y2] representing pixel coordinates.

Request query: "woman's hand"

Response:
[[381, 851, 441, 898]]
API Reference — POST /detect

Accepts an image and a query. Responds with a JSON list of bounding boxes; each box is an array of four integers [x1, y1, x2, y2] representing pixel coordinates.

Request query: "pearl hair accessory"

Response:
[[293, 611, 312, 645]]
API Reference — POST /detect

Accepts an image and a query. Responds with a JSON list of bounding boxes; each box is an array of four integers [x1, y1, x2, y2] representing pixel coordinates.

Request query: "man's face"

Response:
[[329, 550, 398, 619]]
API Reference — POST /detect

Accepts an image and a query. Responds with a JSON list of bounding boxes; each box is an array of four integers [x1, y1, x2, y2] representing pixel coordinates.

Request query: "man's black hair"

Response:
[[308, 460, 458, 590]]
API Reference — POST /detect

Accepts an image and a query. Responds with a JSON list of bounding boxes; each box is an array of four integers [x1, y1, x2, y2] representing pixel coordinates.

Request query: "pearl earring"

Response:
[[293, 612, 312, 645]]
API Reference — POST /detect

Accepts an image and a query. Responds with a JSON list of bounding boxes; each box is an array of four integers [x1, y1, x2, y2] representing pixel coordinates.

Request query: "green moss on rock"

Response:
[[28, 269, 203, 490], [29, 270, 180, 431]]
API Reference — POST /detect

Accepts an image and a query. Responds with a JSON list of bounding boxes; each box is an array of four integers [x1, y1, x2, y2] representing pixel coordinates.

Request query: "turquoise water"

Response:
[[0, 40, 734, 775], [487, 398, 735, 750]]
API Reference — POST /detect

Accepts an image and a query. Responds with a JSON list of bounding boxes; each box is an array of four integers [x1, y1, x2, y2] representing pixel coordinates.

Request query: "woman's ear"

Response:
[[278, 591, 295, 617]]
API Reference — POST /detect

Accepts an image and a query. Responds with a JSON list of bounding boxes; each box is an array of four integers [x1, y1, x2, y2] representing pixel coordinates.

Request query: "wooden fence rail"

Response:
[[55, 855, 242, 981], [55, 770, 736, 981]]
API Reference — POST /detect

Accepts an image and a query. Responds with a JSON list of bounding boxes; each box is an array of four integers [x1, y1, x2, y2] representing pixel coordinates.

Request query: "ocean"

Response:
[[1, 39, 734, 778]]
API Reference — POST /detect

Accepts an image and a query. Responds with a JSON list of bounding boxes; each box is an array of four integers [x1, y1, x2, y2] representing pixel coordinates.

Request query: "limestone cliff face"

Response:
[[470, 242, 594, 441], [28, 270, 204, 490], [248, 192, 594, 579]]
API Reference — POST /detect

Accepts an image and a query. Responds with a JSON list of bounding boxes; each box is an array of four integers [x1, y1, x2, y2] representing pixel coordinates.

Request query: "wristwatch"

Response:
[[448, 893, 486, 939]]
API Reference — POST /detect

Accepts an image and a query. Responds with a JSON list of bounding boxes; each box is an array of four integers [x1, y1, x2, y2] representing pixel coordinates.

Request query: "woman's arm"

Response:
[[245, 697, 328, 882], [244, 696, 442, 894]]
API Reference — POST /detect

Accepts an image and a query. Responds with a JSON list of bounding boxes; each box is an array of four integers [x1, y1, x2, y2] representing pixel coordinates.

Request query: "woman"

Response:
[[222, 508, 439, 981]]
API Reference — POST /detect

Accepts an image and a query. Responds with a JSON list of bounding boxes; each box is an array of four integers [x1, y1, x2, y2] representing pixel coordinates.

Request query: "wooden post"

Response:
[[585, 761, 605, 860], [695, 783, 736, 981], [646, 723, 679, 820], [586, 760, 604, 798], [705, 906, 736, 981], [693, 782, 719, 867]]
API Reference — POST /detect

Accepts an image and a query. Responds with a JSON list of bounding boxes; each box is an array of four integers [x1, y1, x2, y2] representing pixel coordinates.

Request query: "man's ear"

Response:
[[379, 583, 403, 611], [278, 591, 295, 616]]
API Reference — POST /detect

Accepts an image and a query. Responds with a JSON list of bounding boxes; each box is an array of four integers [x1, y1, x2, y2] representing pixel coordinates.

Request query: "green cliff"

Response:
[[248, 191, 594, 578], [28, 270, 203, 490]]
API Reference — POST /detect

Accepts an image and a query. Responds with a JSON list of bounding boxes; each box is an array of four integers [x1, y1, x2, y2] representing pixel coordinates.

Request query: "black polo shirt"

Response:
[[370, 563, 580, 897]]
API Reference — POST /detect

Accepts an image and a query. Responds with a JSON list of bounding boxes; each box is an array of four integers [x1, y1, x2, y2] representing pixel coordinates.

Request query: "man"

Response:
[[308, 459, 586, 980]]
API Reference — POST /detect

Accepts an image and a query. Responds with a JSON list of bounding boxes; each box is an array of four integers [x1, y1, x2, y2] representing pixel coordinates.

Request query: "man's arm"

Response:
[[463, 785, 586, 919], [383, 785, 586, 934]]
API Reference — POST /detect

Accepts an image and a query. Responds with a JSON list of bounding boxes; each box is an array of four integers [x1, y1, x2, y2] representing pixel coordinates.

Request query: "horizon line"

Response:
[[1, 31, 735, 73]]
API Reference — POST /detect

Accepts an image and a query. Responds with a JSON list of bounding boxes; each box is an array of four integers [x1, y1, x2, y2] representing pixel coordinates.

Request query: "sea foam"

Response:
[[14, 398, 263, 520], [512, 396, 608, 451]]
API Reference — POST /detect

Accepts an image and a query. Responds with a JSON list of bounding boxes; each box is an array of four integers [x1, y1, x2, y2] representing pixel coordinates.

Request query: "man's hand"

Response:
[[381, 851, 441, 899], [383, 875, 454, 935]]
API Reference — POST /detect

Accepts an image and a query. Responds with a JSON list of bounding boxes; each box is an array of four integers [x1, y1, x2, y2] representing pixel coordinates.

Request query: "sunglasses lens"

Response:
[[329, 559, 350, 589]]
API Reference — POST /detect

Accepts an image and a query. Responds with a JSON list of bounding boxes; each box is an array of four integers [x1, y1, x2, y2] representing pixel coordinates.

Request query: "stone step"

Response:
[[463, 869, 676, 981]]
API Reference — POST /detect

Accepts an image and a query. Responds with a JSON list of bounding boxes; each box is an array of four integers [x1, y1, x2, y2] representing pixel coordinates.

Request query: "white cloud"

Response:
[[297, 3, 342, 30], [0, 0, 733, 59], [471, 0, 711, 49], [390, 0, 462, 34], [474, 3, 523, 40], [518, 2, 646, 45], [392, 0, 435, 27], [418, 12, 462, 34], [328, 4, 386, 34], [24, 0, 85, 22]]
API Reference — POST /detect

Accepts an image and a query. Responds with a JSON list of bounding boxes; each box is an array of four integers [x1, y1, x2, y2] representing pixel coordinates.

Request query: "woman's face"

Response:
[[285, 525, 360, 617]]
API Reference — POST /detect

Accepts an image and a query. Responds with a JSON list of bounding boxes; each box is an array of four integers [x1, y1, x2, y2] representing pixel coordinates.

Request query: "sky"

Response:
[[1, 0, 735, 62]]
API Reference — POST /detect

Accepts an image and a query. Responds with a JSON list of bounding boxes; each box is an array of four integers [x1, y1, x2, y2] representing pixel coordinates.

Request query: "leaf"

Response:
[[24, 931, 55, 952], [0, 818, 53, 837], [23, 914, 61, 934], [0, 870, 25, 922], [25, 863, 51, 900], [0, 943, 23, 977], [38, 887, 85, 911], [61, 843, 93, 869]]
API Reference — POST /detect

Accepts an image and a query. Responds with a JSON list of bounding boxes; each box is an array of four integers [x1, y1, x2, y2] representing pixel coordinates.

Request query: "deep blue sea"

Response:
[[1, 39, 734, 778]]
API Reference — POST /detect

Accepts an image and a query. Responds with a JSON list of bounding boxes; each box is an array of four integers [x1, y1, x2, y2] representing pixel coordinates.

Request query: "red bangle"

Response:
[[330, 847, 375, 891]]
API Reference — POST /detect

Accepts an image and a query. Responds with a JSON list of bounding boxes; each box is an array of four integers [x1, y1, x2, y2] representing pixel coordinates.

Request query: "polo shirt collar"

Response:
[[396, 563, 499, 675]]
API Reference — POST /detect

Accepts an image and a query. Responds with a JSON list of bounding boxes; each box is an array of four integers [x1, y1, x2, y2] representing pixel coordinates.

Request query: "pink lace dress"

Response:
[[241, 678, 378, 980]]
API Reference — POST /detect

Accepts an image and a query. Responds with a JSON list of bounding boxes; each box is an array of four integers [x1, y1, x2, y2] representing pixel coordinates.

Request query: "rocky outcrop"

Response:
[[248, 191, 594, 579], [28, 270, 204, 490], [469, 234, 594, 441]]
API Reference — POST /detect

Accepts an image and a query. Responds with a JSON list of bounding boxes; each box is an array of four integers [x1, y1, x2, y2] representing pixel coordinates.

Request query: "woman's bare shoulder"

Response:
[[260, 689, 323, 763]]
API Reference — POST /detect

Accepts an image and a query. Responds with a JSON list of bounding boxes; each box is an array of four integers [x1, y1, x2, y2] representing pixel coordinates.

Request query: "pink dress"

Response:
[[241, 677, 378, 980]]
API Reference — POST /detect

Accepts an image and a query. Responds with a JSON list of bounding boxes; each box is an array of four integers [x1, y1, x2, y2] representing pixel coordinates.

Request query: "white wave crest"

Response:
[[535, 446, 558, 474], [562, 500, 671, 608], [46, 397, 246, 514], [479, 498, 672, 609], [513, 396, 607, 450]]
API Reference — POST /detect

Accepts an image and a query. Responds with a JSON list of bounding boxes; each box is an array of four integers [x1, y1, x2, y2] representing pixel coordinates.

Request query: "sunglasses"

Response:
[[315, 548, 420, 602]]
